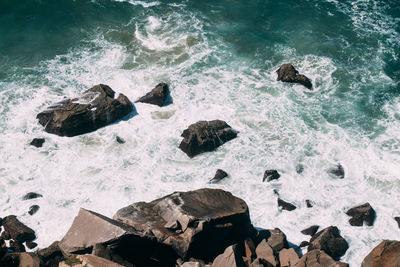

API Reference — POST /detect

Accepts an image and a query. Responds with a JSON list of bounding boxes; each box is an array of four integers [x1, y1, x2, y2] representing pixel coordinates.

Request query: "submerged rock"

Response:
[[136, 83, 170, 107], [345, 203, 376, 226], [2, 215, 36, 244], [208, 169, 228, 183], [30, 138, 45, 148], [328, 163, 345, 179], [36, 84, 133, 137], [308, 226, 348, 259], [305, 200, 313, 208], [22, 192, 43, 200], [278, 198, 296, 211], [179, 120, 237, 158], [361, 240, 400, 267], [116, 136, 125, 144], [276, 64, 312, 89], [263, 170, 280, 182], [395, 217, 400, 229]]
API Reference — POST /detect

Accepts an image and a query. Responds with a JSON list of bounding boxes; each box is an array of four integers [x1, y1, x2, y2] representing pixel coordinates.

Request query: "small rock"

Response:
[[295, 164, 304, 174], [299, 241, 309, 248], [1, 231, 11, 240], [279, 248, 299, 267], [328, 163, 344, 178], [22, 192, 43, 200], [10, 240, 26, 252], [345, 203, 376, 226], [305, 200, 313, 208], [26, 241, 38, 249], [361, 240, 400, 267], [276, 63, 312, 89], [267, 228, 288, 252], [211, 244, 246, 267], [116, 136, 125, 144], [395, 217, 400, 229], [263, 170, 280, 182], [2, 215, 36, 243], [308, 226, 349, 259], [209, 169, 228, 183], [273, 189, 279, 196], [136, 83, 170, 107], [278, 198, 296, 211], [255, 239, 278, 266], [28, 205, 40, 216], [30, 138, 45, 148], [301, 225, 319, 236]]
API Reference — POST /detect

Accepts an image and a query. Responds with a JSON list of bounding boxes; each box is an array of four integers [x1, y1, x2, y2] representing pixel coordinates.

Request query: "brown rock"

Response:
[[278, 198, 296, 211], [345, 203, 376, 226], [178, 120, 237, 157], [77, 254, 125, 267], [211, 244, 246, 267], [1, 231, 11, 240], [328, 163, 344, 179], [9, 240, 26, 252], [263, 170, 280, 182], [361, 240, 400, 267], [255, 239, 278, 266], [2, 215, 36, 243], [209, 169, 228, 183], [36, 84, 133, 137], [294, 249, 348, 267], [244, 238, 256, 259], [308, 226, 348, 259], [30, 138, 45, 148], [1, 252, 41, 267], [301, 225, 319, 236], [136, 83, 170, 107], [279, 248, 300, 267], [267, 228, 288, 252], [276, 64, 312, 89], [37, 241, 64, 267]]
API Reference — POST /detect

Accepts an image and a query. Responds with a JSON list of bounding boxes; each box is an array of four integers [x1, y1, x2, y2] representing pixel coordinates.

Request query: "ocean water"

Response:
[[0, 0, 399, 265]]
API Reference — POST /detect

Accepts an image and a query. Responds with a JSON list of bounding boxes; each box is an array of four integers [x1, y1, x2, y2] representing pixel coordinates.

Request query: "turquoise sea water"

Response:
[[0, 0, 399, 265]]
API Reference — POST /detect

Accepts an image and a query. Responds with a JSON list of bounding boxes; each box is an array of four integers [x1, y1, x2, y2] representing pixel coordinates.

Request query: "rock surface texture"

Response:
[[276, 64, 312, 89], [36, 84, 133, 136], [345, 203, 376, 226], [308, 226, 348, 259], [179, 120, 237, 157], [2, 215, 36, 243], [294, 249, 348, 267], [136, 83, 170, 107], [361, 240, 400, 267]]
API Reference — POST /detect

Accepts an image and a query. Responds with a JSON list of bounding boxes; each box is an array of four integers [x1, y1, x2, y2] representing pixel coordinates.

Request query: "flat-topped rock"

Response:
[[179, 120, 237, 157], [37, 84, 133, 137], [113, 188, 252, 261], [277, 64, 312, 89]]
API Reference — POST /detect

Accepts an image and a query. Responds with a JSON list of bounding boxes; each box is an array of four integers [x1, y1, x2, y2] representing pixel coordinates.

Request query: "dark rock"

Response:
[[294, 249, 349, 267], [28, 205, 40, 216], [179, 120, 237, 158], [251, 258, 274, 267], [10, 240, 26, 252], [211, 244, 246, 267], [305, 200, 313, 208], [30, 138, 45, 148], [209, 169, 228, 183], [263, 170, 280, 182], [92, 243, 111, 260], [0, 217, 2, 227], [267, 228, 288, 252], [2, 215, 36, 243], [0, 238, 6, 259], [278, 198, 296, 211], [36, 84, 133, 137], [114, 188, 252, 262], [252, 229, 271, 247], [1, 252, 41, 267], [244, 238, 256, 259], [345, 203, 376, 226], [296, 164, 304, 174], [328, 163, 344, 178], [116, 136, 125, 144], [279, 248, 300, 267], [37, 241, 64, 267], [25, 241, 37, 250], [136, 83, 170, 107], [299, 241, 309, 248], [361, 240, 400, 267], [255, 239, 277, 266], [22, 192, 43, 200], [308, 226, 349, 259], [276, 64, 312, 89], [273, 189, 279, 196], [1, 231, 11, 240], [301, 225, 319, 236], [395, 217, 400, 229]]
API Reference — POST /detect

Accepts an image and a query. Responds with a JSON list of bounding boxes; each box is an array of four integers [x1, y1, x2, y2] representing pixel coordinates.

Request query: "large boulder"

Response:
[[255, 239, 278, 266], [308, 226, 348, 259], [178, 120, 237, 157], [294, 249, 348, 267], [276, 64, 312, 89], [361, 240, 400, 267], [36, 84, 133, 137], [345, 203, 376, 226], [2, 216, 36, 243], [113, 188, 252, 262], [135, 83, 170, 107]]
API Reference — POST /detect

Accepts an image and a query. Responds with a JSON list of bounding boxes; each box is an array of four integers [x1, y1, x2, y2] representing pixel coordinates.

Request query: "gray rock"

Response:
[[116, 136, 125, 144], [276, 64, 312, 89], [22, 192, 43, 200], [345, 203, 376, 226], [28, 205, 40, 216], [209, 169, 228, 183], [328, 163, 344, 179], [136, 83, 170, 107], [278, 198, 296, 211], [308, 226, 348, 259]]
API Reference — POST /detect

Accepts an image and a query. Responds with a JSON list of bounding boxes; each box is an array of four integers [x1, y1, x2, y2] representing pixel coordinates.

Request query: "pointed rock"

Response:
[[136, 83, 170, 107], [267, 228, 288, 252], [2, 215, 36, 243], [255, 240, 278, 266], [301, 225, 319, 236], [211, 244, 246, 267], [278, 198, 296, 211], [345, 203, 376, 226], [279, 248, 300, 267], [277, 64, 312, 89], [361, 240, 400, 267], [209, 169, 228, 183]]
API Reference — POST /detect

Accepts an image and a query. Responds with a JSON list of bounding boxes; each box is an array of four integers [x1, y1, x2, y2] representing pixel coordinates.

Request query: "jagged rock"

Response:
[[114, 188, 252, 262], [1, 252, 41, 267], [22, 192, 42, 200], [395, 217, 400, 229], [2, 215, 36, 243], [345, 203, 376, 226], [30, 138, 45, 148], [267, 228, 288, 252], [308, 226, 348, 259], [361, 240, 400, 267], [301, 226, 319, 236], [294, 249, 348, 267], [36, 84, 133, 137], [279, 248, 300, 267], [244, 238, 257, 259], [10, 240, 25, 252], [251, 258, 274, 267], [278, 198, 296, 211], [25, 241, 37, 250], [28, 205, 40, 216], [37, 241, 64, 267], [211, 244, 246, 267], [263, 170, 280, 182], [276, 64, 312, 89], [116, 136, 125, 144], [59, 208, 175, 266], [328, 163, 344, 178], [255, 239, 278, 266], [305, 200, 313, 208], [60, 254, 125, 267], [299, 241, 309, 248], [209, 169, 228, 183], [178, 120, 237, 157], [136, 83, 170, 107]]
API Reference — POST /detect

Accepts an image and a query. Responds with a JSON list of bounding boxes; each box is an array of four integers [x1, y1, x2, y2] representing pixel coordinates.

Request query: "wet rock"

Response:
[[361, 240, 400, 267], [211, 244, 246, 267], [328, 163, 344, 178], [116, 136, 125, 144], [305, 200, 313, 208], [345, 203, 376, 226], [263, 170, 280, 182], [37, 241, 64, 267], [0, 217, 2, 227], [301, 225, 319, 236], [114, 188, 252, 262], [267, 228, 288, 252], [1, 231, 11, 240], [308, 226, 349, 259], [178, 120, 237, 157], [279, 248, 300, 267], [28, 205, 40, 216], [0, 238, 7, 258], [294, 249, 348, 267], [22, 192, 43, 200], [296, 164, 304, 174], [395, 217, 400, 229], [276, 64, 312, 89], [278, 198, 296, 211], [25, 241, 37, 250], [255, 239, 277, 266], [10, 240, 26, 252], [299, 241, 309, 248], [136, 83, 170, 107], [36, 84, 133, 137], [2, 215, 36, 243], [30, 138, 45, 148], [209, 169, 228, 183]]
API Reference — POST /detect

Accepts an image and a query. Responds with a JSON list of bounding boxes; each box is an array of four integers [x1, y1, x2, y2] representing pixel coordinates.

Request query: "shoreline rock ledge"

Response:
[[36, 84, 133, 137]]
